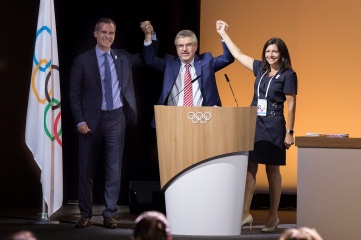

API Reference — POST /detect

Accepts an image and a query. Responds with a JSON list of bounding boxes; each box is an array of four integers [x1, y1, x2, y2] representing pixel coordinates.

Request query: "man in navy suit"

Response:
[[142, 22, 234, 127], [70, 18, 155, 229]]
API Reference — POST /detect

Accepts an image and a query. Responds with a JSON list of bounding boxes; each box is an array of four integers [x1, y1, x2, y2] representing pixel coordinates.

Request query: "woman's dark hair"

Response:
[[261, 38, 292, 72]]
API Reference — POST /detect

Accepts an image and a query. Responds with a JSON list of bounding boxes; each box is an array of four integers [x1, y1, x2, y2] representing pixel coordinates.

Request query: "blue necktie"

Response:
[[103, 53, 113, 110]]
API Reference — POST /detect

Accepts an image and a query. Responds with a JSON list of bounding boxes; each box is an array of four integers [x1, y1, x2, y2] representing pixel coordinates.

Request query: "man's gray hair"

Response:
[[174, 30, 198, 45]]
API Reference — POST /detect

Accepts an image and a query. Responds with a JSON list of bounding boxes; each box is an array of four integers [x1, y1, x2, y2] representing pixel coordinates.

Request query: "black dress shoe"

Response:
[[75, 217, 91, 228], [103, 217, 117, 228]]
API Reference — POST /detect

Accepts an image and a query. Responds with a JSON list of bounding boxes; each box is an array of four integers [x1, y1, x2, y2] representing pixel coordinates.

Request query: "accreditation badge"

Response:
[[257, 99, 267, 116]]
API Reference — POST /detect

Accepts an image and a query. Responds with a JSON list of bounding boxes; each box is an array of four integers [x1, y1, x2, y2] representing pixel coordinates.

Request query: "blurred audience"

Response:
[[5, 230, 37, 240], [280, 227, 323, 240], [132, 211, 171, 240]]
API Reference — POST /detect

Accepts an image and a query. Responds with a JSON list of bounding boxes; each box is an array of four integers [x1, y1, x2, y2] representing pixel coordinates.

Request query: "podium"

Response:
[[154, 106, 256, 235]]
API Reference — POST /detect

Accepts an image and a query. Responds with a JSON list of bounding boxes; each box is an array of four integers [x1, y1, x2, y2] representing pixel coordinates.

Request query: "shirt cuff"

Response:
[[77, 121, 86, 128], [144, 33, 157, 46]]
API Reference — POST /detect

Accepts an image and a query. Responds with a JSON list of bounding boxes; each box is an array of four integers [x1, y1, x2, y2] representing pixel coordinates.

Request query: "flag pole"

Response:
[[38, 198, 48, 220]]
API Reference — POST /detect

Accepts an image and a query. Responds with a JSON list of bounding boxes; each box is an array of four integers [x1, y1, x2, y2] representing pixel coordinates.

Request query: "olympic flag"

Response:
[[25, 0, 63, 217]]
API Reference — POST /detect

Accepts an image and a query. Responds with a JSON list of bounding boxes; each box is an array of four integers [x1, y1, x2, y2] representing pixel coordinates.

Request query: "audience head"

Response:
[[280, 227, 323, 240], [5, 230, 37, 240], [132, 211, 171, 240]]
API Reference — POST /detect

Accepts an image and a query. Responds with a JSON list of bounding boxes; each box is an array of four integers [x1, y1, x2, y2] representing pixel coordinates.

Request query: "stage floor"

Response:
[[0, 204, 296, 240]]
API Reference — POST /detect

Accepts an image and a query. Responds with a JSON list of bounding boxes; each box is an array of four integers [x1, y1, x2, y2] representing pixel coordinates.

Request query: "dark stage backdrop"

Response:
[[0, 0, 200, 209]]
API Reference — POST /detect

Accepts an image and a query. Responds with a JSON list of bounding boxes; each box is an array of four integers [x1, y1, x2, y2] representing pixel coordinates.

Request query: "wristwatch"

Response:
[[287, 129, 294, 135]]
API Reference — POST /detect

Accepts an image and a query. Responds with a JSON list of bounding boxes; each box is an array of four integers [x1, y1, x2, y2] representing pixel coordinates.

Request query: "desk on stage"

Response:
[[295, 136, 361, 240]]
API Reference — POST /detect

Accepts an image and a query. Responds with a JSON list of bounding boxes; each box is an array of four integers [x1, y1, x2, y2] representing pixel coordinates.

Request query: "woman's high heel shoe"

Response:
[[261, 218, 279, 232], [241, 214, 253, 230]]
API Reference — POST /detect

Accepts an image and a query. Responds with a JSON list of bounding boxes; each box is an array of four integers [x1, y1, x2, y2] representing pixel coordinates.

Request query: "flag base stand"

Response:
[[29, 212, 60, 225], [28, 199, 60, 224]]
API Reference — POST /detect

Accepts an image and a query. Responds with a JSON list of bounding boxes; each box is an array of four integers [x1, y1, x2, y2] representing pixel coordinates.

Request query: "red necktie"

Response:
[[183, 64, 193, 106]]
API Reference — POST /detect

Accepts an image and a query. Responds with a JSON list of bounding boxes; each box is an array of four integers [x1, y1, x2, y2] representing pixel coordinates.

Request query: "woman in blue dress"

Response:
[[216, 20, 297, 232]]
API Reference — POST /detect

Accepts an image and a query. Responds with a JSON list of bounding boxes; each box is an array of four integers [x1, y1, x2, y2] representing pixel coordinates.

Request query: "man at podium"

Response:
[[141, 21, 234, 125]]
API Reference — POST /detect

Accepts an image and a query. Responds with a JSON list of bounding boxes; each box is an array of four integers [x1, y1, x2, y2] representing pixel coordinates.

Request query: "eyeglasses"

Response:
[[176, 43, 195, 50]]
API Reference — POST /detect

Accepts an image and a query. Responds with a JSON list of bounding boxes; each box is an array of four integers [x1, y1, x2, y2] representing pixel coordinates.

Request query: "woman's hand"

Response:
[[284, 134, 294, 149], [216, 20, 228, 35]]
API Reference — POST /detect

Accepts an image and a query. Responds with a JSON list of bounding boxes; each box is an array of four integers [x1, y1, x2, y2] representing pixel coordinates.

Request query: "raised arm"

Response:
[[216, 20, 254, 71]]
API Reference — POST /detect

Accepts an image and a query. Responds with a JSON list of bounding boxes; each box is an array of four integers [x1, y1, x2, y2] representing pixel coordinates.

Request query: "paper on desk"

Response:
[[306, 132, 349, 138]]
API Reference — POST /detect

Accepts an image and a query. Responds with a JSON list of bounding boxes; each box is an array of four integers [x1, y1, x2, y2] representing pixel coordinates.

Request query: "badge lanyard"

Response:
[[257, 70, 278, 116]]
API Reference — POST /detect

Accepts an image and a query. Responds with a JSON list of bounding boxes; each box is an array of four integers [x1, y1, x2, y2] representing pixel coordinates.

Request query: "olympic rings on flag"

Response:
[[54, 110, 62, 146], [31, 59, 53, 104], [31, 24, 62, 147], [45, 65, 61, 110], [33, 26, 52, 72], [187, 112, 212, 124], [31, 60, 62, 144], [44, 98, 62, 146]]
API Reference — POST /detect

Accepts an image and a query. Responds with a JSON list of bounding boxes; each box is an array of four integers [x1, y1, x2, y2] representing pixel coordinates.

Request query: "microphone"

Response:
[[224, 74, 238, 107], [168, 75, 202, 105]]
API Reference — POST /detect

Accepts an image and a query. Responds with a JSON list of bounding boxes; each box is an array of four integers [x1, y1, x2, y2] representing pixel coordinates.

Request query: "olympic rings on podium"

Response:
[[187, 112, 212, 124]]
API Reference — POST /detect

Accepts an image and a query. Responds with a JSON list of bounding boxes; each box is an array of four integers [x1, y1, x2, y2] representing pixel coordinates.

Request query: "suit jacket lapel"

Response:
[[172, 59, 181, 83], [110, 49, 124, 89], [193, 55, 202, 77]]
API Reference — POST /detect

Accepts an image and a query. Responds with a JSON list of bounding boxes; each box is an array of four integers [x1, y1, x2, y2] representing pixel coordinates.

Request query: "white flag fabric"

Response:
[[25, 0, 63, 217]]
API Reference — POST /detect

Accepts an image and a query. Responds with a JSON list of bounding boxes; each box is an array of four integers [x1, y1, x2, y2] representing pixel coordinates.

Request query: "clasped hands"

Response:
[[140, 20, 154, 35], [216, 20, 229, 34]]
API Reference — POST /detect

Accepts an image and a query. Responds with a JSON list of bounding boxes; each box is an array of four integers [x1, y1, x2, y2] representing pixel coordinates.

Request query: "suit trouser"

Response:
[[78, 108, 125, 218]]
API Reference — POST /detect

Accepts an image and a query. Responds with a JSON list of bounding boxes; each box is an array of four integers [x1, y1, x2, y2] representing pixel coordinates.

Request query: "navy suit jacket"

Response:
[[70, 48, 142, 131], [143, 41, 234, 127]]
